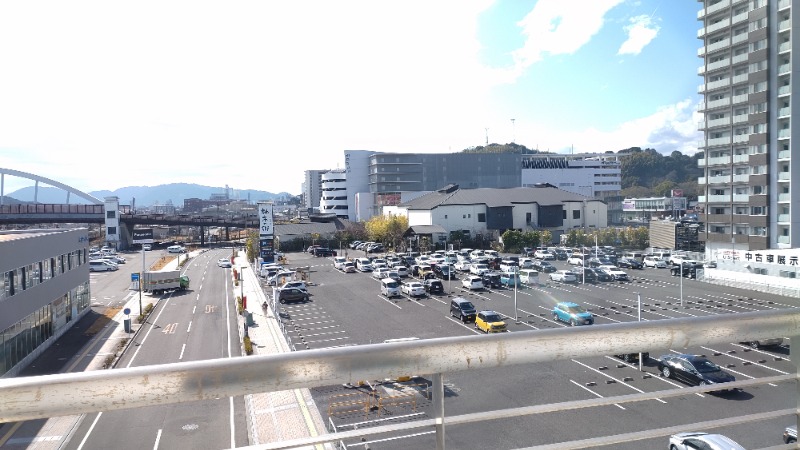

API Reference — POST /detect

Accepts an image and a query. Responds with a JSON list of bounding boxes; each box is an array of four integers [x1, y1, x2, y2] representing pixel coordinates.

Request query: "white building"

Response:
[[319, 169, 348, 218], [386, 184, 607, 244]]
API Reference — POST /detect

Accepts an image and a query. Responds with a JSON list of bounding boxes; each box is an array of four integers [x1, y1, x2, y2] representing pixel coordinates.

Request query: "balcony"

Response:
[[0, 311, 798, 450], [731, 93, 748, 104], [779, 41, 792, 53], [779, 193, 792, 202], [708, 155, 732, 166], [732, 174, 749, 183], [779, 0, 792, 10], [779, 85, 792, 96], [707, 175, 730, 184], [732, 32, 749, 45], [779, 150, 791, 159], [707, 18, 731, 35], [780, 20, 792, 32], [733, 153, 749, 163], [778, 214, 791, 223], [698, 177, 706, 185], [779, 107, 791, 118], [779, 172, 792, 181], [732, 134, 749, 143], [733, 194, 750, 202], [706, 194, 730, 203], [778, 235, 791, 244], [779, 63, 792, 75], [698, 158, 707, 168], [779, 129, 791, 139], [706, 136, 732, 148], [731, 11, 749, 25]]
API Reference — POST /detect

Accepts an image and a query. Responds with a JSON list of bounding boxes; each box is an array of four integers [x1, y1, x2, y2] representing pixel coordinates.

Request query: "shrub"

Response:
[[243, 336, 253, 355]]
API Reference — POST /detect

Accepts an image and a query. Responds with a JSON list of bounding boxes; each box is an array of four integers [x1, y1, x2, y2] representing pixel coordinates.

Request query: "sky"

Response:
[[0, 0, 703, 197]]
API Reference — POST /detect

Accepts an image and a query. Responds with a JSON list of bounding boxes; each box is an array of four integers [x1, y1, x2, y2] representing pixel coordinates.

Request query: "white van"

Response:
[[519, 268, 539, 284], [89, 260, 118, 272], [380, 278, 401, 297], [167, 245, 186, 253]]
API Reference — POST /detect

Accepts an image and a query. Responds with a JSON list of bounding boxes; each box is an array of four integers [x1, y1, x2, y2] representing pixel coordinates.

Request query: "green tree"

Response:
[[501, 229, 523, 253]]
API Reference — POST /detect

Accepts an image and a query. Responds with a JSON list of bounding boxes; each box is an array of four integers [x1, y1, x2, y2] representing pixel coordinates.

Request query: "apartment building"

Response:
[[697, 0, 795, 253]]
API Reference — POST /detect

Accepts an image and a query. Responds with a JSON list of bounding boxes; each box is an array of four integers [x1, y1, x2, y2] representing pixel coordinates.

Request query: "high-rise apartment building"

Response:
[[697, 0, 794, 254]]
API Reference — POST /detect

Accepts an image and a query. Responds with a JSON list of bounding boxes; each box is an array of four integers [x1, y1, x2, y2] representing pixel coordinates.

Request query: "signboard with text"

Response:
[[131, 228, 154, 244], [258, 203, 274, 237]]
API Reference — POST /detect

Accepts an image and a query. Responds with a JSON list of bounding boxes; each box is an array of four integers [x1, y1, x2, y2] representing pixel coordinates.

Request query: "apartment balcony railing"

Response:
[[0, 311, 798, 450], [732, 174, 749, 183], [732, 113, 749, 124], [779, 193, 792, 202], [733, 194, 750, 202], [698, 158, 706, 168], [779, 0, 792, 10], [733, 134, 749, 143], [698, 195, 706, 203], [780, 20, 792, 32], [780, 85, 792, 96], [778, 214, 791, 223], [779, 107, 792, 118], [780, 41, 793, 53], [778, 235, 791, 244], [779, 172, 792, 181], [779, 63, 792, 75], [698, 177, 706, 185], [708, 155, 732, 166], [732, 32, 749, 45], [707, 137, 732, 148], [779, 129, 792, 139], [731, 11, 749, 25], [732, 93, 749, 104], [733, 154, 749, 163]]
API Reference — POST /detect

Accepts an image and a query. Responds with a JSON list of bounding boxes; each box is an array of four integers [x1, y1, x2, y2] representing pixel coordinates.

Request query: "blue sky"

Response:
[[0, 0, 702, 196]]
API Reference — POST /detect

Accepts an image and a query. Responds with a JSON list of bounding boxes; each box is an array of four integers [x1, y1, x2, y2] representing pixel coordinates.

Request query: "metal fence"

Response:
[[0, 309, 798, 450]]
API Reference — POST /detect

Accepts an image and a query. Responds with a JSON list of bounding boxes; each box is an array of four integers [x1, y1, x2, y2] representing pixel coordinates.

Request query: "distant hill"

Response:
[[6, 183, 291, 207]]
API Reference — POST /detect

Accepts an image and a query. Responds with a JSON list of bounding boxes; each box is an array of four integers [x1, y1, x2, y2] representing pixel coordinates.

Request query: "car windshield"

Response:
[[566, 305, 586, 314], [691, 358, 721, 373], [484, 313, 501, 322], [462, 301, 475, 309]]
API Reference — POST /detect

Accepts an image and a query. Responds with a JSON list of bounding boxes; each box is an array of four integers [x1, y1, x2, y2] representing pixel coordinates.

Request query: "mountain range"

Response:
[[4, 183, 292, 207]]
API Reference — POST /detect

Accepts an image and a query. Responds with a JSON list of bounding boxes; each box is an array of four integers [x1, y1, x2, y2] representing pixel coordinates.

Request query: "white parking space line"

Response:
[[731, 343, 791, 362], [375, 295, 403, 309], [700, 346, 789, 384], [571, 359, 668, 404], [569, 379, 625, 410], [301, 330, 346, 338], [447, 316, 482, 333]]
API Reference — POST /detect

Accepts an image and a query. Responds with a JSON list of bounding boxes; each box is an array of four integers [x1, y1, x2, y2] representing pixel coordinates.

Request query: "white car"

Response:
[[395, 266, 409, 277], [534, 250, 555, 260], [549, 270, 577, 283], [668, 432, 744, 450], [341, 261, 356, 273], [280, 281, 307, 292], [601, 266, 629, 281], [372, 268, 390, 279], [401, 281, 425, 297], [519, 258, 535, 269], [567, 254, 585, 265], [470, 263, 489, 276], [217, 258, 232, 268], [462, 275, 484, 290], [333, 256, 348, 270], [454, 260, 472, 272], [643, 256, 667, 268], [372, 258, 388, 269]]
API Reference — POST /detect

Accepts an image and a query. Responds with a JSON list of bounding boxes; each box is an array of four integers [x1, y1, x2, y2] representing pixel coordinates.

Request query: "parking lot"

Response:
[[258, 251, 797, 449]]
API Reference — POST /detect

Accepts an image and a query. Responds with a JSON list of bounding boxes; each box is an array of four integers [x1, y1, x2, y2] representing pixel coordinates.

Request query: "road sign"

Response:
[[131, 273, 140, 281], [124, 308, 131, 315]]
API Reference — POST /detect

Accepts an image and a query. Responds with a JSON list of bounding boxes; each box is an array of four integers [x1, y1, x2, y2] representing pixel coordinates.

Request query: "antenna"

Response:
[[511, 119, 515, 143], [485, 128, 489, 145]]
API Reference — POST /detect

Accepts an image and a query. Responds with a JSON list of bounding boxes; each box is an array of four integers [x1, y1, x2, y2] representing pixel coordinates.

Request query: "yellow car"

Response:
[[475, 310, 507, 333]]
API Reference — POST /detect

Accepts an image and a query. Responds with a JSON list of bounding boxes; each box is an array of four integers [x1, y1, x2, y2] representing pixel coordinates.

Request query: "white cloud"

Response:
[[512, 0, 624, 68], [617, 14, 660, 55], [516, 99, 702, 155]]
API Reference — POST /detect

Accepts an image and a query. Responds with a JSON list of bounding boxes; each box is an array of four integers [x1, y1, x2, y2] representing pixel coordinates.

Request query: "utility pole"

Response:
[[485, 128, 489, 145]]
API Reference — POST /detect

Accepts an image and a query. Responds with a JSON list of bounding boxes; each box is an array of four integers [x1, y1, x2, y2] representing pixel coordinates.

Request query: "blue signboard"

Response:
[[131, 273, 140, 281]]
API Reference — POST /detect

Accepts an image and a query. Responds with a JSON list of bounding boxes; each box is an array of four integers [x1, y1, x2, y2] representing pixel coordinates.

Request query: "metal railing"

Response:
[[0, 310, 798, 450]]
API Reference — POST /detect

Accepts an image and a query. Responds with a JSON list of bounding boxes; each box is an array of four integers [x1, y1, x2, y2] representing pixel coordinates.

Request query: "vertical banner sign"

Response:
[[258, 202, 275, 263]]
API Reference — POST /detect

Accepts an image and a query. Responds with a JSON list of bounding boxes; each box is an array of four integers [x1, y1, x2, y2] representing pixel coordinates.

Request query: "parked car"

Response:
[[341, 261, 356, 273], [280, 281, 307, 292], [553, 249, 568, 260], [450, 297, 477, 323], [355, 258, 373, 272], [481, 272, 502, 289], [704, 260, 718, 268], [549, 270, 577, 283], [469, 263, 490, 276], [89, 260, 118, 272], [518, 257, 535, 269], [532, 260, 556, 273], [533, 249, 554, 260], [552, 302, 594, 326], [217, 258, 232, 268], [643, 256, 667, 268], [462, 275, 484, 290], [784, 425, 797, 444], [616, 258, 642, 269], [433, 264, 455, 280], [657, 354, 736, 391], [668, 432, 744, 450], [278, 287, 309, 304], [590, 268, 614, 282], [603, 266, 630, 281], [454, 259, 472, 272], [333, 256, 348, 270], [394, 266, 409, 277], [423, 279, 444, 295], [312, 247, 336, 257], [567, 254, 585, 266], [475, 310, 507, 333], [569, 267, 596, 283], [401, 281, 426, 297], [499, 271, 520, 287], [615, 352, 649, 363], [372, 268, 390, 279], [741, 338, 783, 349]]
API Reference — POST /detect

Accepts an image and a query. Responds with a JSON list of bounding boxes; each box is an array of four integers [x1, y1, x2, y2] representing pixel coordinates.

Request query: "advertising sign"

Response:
[[258, 203, 274, 237], [671, 189, 683, 198], [131, 228, 154, 244]]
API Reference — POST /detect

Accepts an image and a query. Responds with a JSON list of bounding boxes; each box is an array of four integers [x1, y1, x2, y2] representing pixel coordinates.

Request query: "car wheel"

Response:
[[622, 354, 633, 363], [698, 380, 709, 387], [670, 446, 679, 450], [279, 298, 286, 304], [661, 366, 671, 378], [749, 341, 760, 349], [570, 319, 576, 327], [552, 312, 558, 322]]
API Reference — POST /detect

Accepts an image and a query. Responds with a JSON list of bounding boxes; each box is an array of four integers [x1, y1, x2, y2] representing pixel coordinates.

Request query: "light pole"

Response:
[[679, 261, 684, 307], [636, 292, 643, 371], [513, 265, 519, 322]]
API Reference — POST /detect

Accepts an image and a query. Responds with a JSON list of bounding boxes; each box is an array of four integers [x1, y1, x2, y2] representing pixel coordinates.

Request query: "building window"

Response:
[[106, 211, 116, 219], [780, 270, 797, 279], [444, 215, 447, 219], [478, 213, 486, 223], [573, 210, 581, 220], [108, 226, 117, 235], [754, 268, 768, 275], [526, 212, 532, 223]]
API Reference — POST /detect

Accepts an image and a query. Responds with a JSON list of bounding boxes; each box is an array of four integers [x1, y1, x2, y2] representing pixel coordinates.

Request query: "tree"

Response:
[[501, 229, 523, 253], [365, 214, 408, 249]]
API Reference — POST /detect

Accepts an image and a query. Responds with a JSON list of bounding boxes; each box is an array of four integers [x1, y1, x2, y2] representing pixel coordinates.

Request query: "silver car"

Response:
[[668, 432, 744, 450]]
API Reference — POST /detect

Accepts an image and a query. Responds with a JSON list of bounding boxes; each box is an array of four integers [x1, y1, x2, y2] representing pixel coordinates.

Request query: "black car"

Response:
[[533, 260, 556, 273], [671, 262, 699, 278], [481, 272, 502, 289], [615, 352, 650, 363], [433, 264, 455, 280], [570, 267, 597, 283], [553, 249, 568, 260], [313, 247, 336, 257], [589, 268, 614, 282], [278, 288, 310, 304], [616, 258, 643, 269], [424, 279, 444, 295], [657, 354, 736, 391]]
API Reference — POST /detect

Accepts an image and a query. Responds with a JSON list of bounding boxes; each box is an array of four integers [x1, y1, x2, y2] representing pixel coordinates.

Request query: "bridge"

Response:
[[0, 168, 259, 248]]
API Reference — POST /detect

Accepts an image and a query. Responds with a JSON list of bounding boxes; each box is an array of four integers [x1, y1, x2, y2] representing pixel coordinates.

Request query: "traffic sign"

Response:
[[124, 308, 131, 315], [131, 273, 140, 281]]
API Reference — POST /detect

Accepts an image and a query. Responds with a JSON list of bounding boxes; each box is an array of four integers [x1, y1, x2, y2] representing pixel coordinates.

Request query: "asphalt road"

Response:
[[270, 251, 797, 450], [62, 248, 249, 450]]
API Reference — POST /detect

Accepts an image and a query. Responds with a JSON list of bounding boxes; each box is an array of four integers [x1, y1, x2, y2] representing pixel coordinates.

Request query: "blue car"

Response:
[[552, 301, 594, 326]]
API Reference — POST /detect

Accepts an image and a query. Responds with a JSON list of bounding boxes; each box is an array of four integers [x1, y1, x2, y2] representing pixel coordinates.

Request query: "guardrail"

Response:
[[0, 310, 797, 450]]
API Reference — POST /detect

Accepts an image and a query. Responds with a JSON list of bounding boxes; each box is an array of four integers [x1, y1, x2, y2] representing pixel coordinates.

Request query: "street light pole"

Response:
[[637, 291, 642, 372], [680, 261, 684, 307], [513, 266, 519, 323]]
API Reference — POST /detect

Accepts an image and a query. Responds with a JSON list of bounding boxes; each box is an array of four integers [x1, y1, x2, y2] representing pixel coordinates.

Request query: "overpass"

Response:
[[0, 168, 259, 248]]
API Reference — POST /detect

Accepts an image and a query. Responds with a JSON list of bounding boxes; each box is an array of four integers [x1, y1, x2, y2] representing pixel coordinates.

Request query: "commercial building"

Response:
[[0, 228, 91, 376], [302, 169, 327, 213], [621, 196, 689, 223], [319, 169, 348, 218], [697, 0, 795, 253], [312, 150, 621, 223], [386, 184, 607, 245]]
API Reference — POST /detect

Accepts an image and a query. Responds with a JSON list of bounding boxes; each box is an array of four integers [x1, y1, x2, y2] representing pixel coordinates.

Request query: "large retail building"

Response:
[[0, 228, 91, 377]]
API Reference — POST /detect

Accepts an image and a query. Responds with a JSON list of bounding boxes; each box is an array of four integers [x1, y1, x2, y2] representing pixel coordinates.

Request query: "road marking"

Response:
[[570, 379, 625, 410], [0, 422, 23, 447], [179, 344, 186, 360], [153, 428, 162, 450], [162, 323, 178, 334], [187, 320, 192, 333], [571, 359, 667, 404], [76, 412, 103, 450], [376, 295, 403, 309]]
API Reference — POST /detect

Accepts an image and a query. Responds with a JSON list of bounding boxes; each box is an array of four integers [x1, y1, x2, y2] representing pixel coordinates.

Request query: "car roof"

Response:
[[479, 310, 499, 315], [671, 432, 744, 449], [557, 301, 579, 307]]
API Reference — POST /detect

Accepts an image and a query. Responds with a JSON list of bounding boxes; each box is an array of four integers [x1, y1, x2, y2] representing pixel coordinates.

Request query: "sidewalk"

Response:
[[234, 251, 333, 450]]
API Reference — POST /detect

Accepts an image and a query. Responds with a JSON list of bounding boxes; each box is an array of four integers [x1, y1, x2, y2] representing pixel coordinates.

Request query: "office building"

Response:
[[697, 0, 794, 253], [319, 169, 348, 218], [0, 228, 91, 376]]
